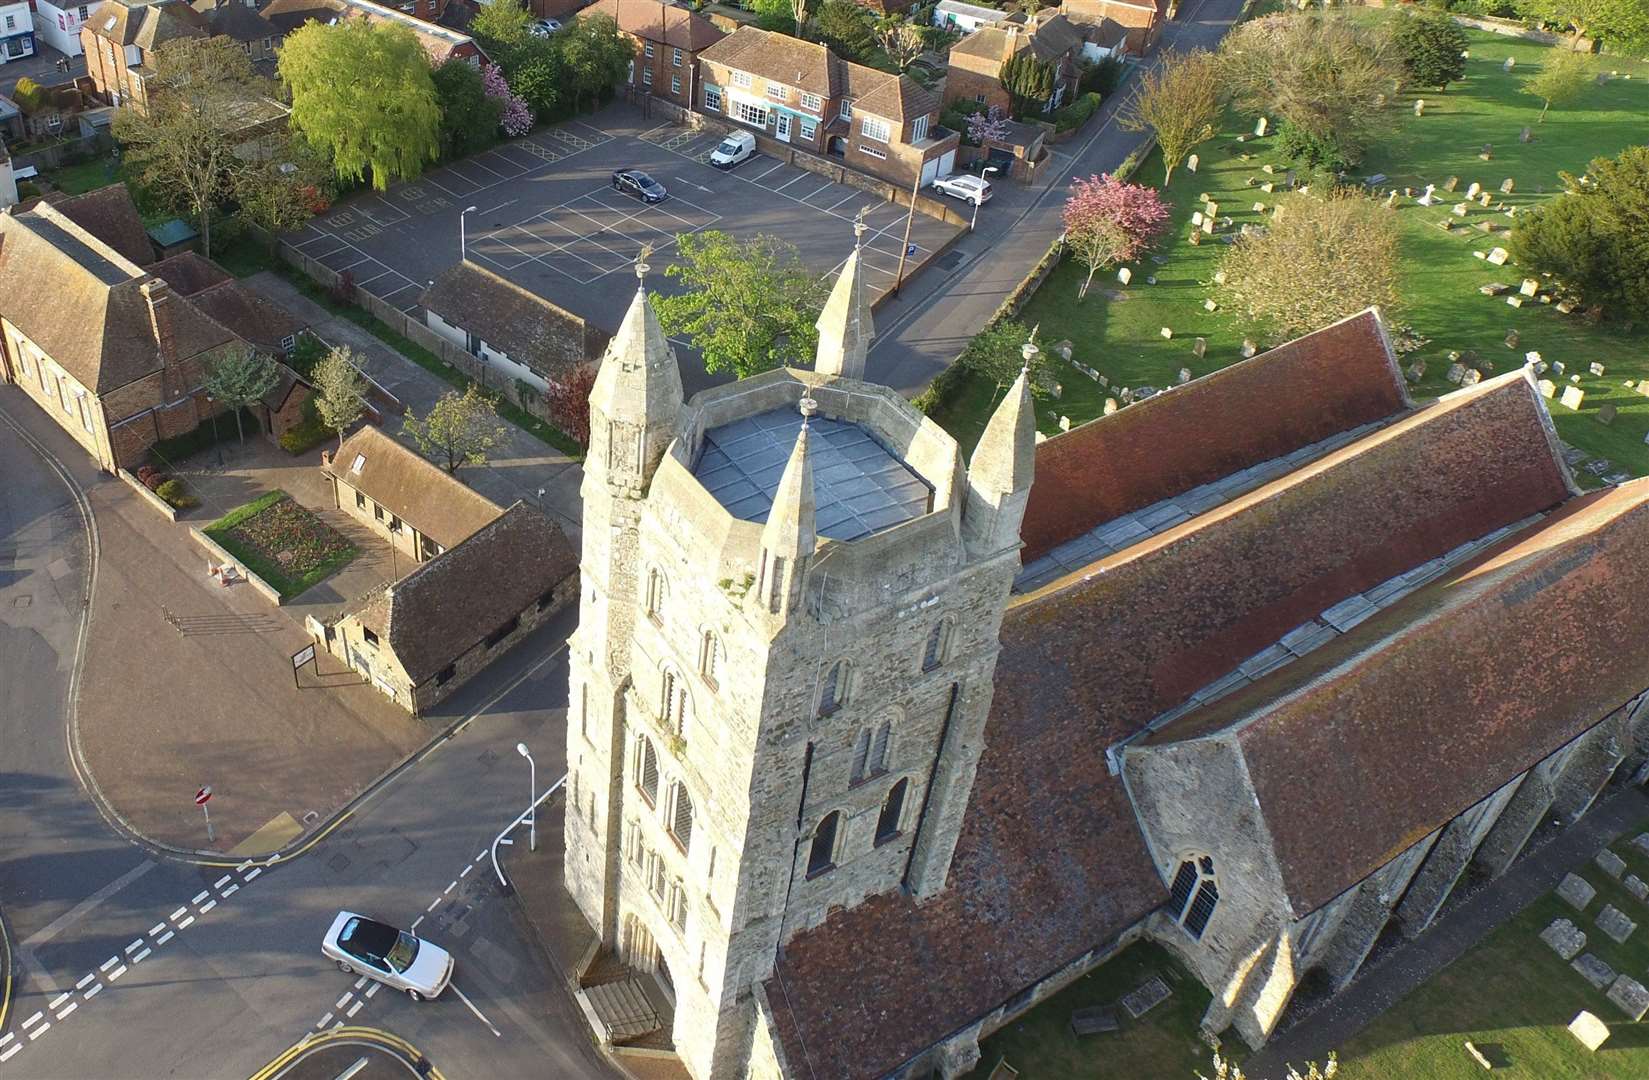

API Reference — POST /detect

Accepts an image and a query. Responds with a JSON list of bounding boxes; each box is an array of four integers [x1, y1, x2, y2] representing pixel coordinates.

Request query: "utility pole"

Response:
[[893, 168, 922, 297]]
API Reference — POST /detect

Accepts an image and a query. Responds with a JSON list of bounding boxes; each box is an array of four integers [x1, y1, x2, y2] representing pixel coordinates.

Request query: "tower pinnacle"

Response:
[[814, 213, 873, 380]]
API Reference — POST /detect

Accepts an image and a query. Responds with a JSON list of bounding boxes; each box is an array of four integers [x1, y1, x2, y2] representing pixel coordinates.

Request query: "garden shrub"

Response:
[[1275, 120, 1358, 171], [147, 407, 261, 468], [1080, 55, 1125, 97], [278, 414, 331, 454], [155, 479, 199, 510], [1054, 92, 1102, 133], [136, 464, 166, 491], [287, 334, 327, 379]]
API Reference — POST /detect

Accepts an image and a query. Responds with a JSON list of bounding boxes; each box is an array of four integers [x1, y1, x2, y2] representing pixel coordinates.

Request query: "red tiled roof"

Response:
[[1021, 309, 1408, 562], [581, 0, 723, 51]]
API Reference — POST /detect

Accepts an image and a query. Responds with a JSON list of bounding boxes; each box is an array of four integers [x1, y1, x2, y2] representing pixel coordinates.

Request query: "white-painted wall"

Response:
[[425, 309, 551, 395], [31, 0, 88, 56], [0, 155, 17, 210], [933, 0, 1001, 34], [1, 0, 37, 62]]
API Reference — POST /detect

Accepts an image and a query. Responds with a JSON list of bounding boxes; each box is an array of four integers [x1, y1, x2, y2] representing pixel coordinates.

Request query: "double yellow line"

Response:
[[248, 1025, 446, 1080]]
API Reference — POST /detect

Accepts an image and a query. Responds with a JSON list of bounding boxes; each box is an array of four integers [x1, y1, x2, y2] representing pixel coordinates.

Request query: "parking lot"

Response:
[[282, 104, 965, 382]]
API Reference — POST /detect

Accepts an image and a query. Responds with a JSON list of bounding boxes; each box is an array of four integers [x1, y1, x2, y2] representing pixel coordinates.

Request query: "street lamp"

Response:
[[971, 166, 1000, 233], [460, 205, 480, 262], [517, 742, 536, 852]]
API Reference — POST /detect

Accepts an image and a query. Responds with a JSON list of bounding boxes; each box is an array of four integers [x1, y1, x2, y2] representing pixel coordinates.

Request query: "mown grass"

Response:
[[203, 490, 357, 599]]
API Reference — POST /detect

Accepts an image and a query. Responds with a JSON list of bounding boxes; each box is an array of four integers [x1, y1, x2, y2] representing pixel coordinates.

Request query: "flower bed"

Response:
[[203, 491, 357, 599]]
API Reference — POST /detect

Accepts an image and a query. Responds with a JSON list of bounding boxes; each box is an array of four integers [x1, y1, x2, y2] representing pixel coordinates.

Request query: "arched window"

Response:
[[636, 735, 660, 806], [671, 781, 694, 852], [818, 660, 848, 717], [807, 811, 840, 878], [661, 666, 689, 736], [646, 568, 666, 622], [875, 778, 908, 846], [922, 619, 951, 672], [700, 630, 721, 688], [850, 717, 893, 785], [1169, 855, 1220, 940]]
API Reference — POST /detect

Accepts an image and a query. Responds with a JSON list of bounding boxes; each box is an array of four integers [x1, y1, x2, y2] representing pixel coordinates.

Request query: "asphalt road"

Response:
[[0, 403, 611, 1079]]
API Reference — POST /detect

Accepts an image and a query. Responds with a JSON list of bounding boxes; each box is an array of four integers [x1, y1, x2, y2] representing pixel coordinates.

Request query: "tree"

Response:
[[1218, 189, 1401, 341], [653, 231, 828, 379], [313, 346, 368, 449], [203, 349, 280, 444], [469, 0, 534, 54], [1219, 12, 1400, 165], [235, 136, 332, 248], [789, 0, 815, 35], [557, 14, 634, 113], [1391, 10, 1468, 90], [1118, 48, 1221, 186], [1198, 1051, 1337, 1080], [966, 106, 1012, 146], [958, 319, 1057, 396], [753, 0, 796, 33], [1511, 146, 1649, 320], [279, 19, 441, 191], [815, 0, 874, 60], [873, 16, 925, 71], [113, 37, 269, 260], [1000, 51, 1056, 117], [433, 59, 503, 160], [405, 386, 510, 473], [483, 63, 533, 137], [509, 40, 565, 120], [1062, 173, 1171, 299], [545, 362, 598, 448], [1514, 0, 1649, 53], [1524, 48, 1593, 121]]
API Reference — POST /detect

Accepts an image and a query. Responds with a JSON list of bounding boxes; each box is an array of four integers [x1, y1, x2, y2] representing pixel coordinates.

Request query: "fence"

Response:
[[12, 131, 111, 175]]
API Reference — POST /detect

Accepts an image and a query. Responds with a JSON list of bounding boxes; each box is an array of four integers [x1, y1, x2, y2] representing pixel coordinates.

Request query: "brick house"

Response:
[[321, 424, 503, 565], [80, 0, 207, 111], [1061, 0, 1166, 56], [0, 199, 248, 472], [942, 9, 1085, 117], [324, 501, 577, 715], [260, 0, 486, 65], [582, 0, 722, 106], [189, 0, 284, 76], [697, 26, 959, 188]]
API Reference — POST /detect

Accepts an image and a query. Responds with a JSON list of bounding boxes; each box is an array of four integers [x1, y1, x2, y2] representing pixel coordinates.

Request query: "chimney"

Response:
[[141, 279, 181, 388]]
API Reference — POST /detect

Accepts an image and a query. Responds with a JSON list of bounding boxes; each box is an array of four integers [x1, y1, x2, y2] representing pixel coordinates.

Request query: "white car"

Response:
[[322, 911, 454, 1001], [709, 131, 757, 169], [529, 17, 561, 35], [932, 173, 994, 206]]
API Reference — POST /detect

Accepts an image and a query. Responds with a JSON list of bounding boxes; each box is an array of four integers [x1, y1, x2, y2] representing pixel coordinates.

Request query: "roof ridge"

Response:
[[29, 200, 146, 280]]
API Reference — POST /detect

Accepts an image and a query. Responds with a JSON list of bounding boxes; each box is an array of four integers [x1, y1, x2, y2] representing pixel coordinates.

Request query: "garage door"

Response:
[[923, 150, 956, 184]]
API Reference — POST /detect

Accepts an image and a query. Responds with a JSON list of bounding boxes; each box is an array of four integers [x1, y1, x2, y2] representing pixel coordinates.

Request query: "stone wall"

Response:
[[408, 572, 579, 714]]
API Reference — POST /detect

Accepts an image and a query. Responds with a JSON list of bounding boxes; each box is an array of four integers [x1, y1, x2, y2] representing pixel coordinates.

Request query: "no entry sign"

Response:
[[195, 786, 212, 806]]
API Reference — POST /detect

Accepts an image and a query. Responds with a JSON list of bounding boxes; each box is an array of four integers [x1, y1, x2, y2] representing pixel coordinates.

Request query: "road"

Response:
[[0, 401, 611, 1079]]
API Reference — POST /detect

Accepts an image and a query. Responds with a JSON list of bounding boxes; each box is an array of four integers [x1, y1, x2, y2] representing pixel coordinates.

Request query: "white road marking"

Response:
[[28, 1023, 50, 1041], [0, 1032, 13, 1047], [125, 939, 144, 954], [426, 898, 441, 912], [410, 916, 423, 931], [221, 885, 239, 898], [214, 875, 232, 889], [177, 916, 195, 929], [107, 964, 127, 982], [333, 1021, 344, 1030], [237, 860, 253, 872], [476, 849, 487, 862], [452, 985, 500, 1038], [346, 1000, 364, 1018], [335, 993, 352, 1010], [199, 900, 217, 914], [22, 1012, 43, 1029], [191, 891, 209, 905], [0, 1044, 19, 1062], [170, 908, 188, 922], [21, 862, 156, 950], [364, 983, 380, 999], [156, 930, 175, 945], [83, 984, 103, 1000], [74, 974, 95, 990], [148, 923, 167, 937], [244, 867, 263, 882], [49, 992, 70, 1010], [754, 160, 786, 181], [317, 1012, 334, 1029], [132, 948, 152, 964], [462, 863, 474, 877], [443, 881, 457, 895], [98, 957, 118, 973], [353, 977, 368, 991], [54, 1003, 77, 1021]]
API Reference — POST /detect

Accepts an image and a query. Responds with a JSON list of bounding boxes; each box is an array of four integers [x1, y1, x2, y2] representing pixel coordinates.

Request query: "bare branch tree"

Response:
[[1119, 48, 1222, 186]]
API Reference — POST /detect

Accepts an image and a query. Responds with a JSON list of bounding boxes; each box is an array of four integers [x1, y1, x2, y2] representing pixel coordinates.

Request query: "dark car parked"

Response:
[[612, 169, 668, 203]]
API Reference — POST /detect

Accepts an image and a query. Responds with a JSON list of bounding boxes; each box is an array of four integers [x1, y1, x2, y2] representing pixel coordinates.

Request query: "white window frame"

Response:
[[704, 84, 723, 112], [766, 82, 788, 103], [671, 74, 681, 95], [735, 100, 769, 128], [800, 91, 821, 112], [731, 70, 752, 88], [911, 115, 929, 143], [642, 66, 653, 86], [839, 97, 853, 120], [858, 143, 887, 160], [800, 117, 817, 141], [672, 47, 682, 67], [644, 41, 654, 57], [860, 115, 890, 143]]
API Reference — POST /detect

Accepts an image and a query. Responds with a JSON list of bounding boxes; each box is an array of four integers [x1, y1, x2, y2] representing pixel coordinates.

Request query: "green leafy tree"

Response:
[[873, 16, 925, 71], [313, 345, 368, 449], [279, 19, 441, 191], [557, 14, 634, 113], [1514, 0, 1649, 52], [814, 0, 874, 60], [432, 58, 503, 159], [113, 36, 270, 259], [1511, 146, 1649, 320], [508, 38, 565, 119], [1524, 48, 1593, 121], [235, 134, 332, 248], [469, 0, 534, 54], [1118, 48, 1220, 186], [405, 385, 510, 473], [652, 231, 828, 379], [203, 348, 280, 444], [1392, 10, 1469, 90], [753, 0, 796, 33], [1000, 51, 1056, 117], [959, 319, 1058, 398]]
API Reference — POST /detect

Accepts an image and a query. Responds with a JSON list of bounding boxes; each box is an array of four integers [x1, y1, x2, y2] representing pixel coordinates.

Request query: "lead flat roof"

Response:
[[693, 409, 932, 541]]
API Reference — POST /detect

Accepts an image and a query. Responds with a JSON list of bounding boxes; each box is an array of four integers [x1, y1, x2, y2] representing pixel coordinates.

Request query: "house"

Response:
[[259, 0, 485, 65], [10, 77, 96, 139], [320, 424, 503, 565], [1, 0, 37, 64], [33, 0, 96, 56], [323, 501, 578, 714], [943, 8, 1085, 116], [581, 0, 722, 107], [931, 0, 1003, 35], [0, 199, 248, 472], [48, 182, 156, 264], [80, 0, 208, 111], [419, 259, 606, 395], [0, 143, 17, 211], [696, 27, 959, 188], [1061, 0, 1166, 56], [189, 0, 283, 75]]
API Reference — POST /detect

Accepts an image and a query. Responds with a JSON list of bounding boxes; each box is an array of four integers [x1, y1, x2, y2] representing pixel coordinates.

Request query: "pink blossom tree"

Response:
[[966, 106, 1012, 147], [1062, 173, 1170, 299], [482, 63, 533, 137]]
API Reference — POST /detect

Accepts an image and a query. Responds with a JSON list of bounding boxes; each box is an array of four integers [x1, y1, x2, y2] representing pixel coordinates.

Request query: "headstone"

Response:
[[1203, 299, 1218, 312], [1589, 361, 1606, 377], [1160, 327, 1173, 340], [1188, 229, 1202, 246], [1556, 299, 1577, 314], [1054, 340, 1073, 361], [1487, 248, 1509, 266], [1213, 270, 1228, 285], [1242, 340, 1258, 358], [1634, 833, 1649, 857], [1597, 904, 1637, 943], [1438, 219, 1455, 233], [1500, 178, 1515, 194], [1632, 876, 1649, 903], [1520, 126, 1533, 144], [1538, 379, 1557, 399], [1254, 202, 1268, 214], [1507, 295, 1524, 308], [1461, 369, 1482, 386], [1609, 975, 1649, 1021], [1464, 1042, 1492, 1071], [1569, 1011, 1610, 1052], [1193, 337, 1206, 359], [1444, 176, 1459, 192], [1558, 873, 1597, 911], [1572, 952, 1616, 990], [1058, 415, 1071, 432], [1520, 278, 1540, 297], [1407, 360, 1426, 382], [1535, 362, 1547, 374], [1261, 181, 1276, 193], [1552, 359, 1564, 374], [1254, 116, 1268, 137], [1453, 203, 1470, 217], [1186, 153, 1200, 173], [1198, 192, 1212, 203], [1385, 191, 1400, 209], [1117, 266, 1132, 285], [1480, 192, 1493, 207], [1597, 849, 1628, 878], [1475, 220, 1499, 234], [1413, 98, 1425, 116], [1504, 329, 1520, 348], [1192, 211, 1204, 228], [1561, 385, 1585, 410], [1178, 367, 1192, 384], [1146, 276, 1157, 285], [1480, 144, 1494, 161], [1466, 181, 1482, 199], [1103, 398, 1118, 415], [1480, 282, 1509, 295], [1446, 363, 1468, 384], [1202, 217, 1214, 235], [1525, 350, 1542, 365], [1418, 184, 1438, 206]]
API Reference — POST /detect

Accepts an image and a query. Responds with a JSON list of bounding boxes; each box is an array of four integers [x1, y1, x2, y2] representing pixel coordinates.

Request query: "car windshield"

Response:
[[717, 140, 740, 154], [385, 932, 419, 973], [634, 173, 656, 187], [340, 916, 417, 971]]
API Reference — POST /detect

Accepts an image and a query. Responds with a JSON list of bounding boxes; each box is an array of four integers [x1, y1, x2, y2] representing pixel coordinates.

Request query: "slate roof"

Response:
[[84, 0, 207, 50], [259, 0, 480, 62], [1021, 309, 1409, 562], [187, 279, 307, 355], [418, 260, 598, 384], [191, 0, 282, 43], [145, 250, 232, 296], [949, 9, 1084, 64], [851, 69, 936, 122], [323, 425, 503, 550], [352, 502, 577, 684], [50, 184, 156, 267], [581, 0, 723, 51]]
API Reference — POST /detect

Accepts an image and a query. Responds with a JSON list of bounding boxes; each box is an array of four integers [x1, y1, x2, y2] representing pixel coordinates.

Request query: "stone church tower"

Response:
[[566, 241, 1037, 1080]]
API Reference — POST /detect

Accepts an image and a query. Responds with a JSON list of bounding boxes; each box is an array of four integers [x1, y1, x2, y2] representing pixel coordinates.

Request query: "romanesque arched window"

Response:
[[807, 811, 841, 878], [661, 665, 690, 738], [922, 618, 952, 672], [1169, 855, 1220, 940], [671, 781, 694, 852], [646, 568, 667, 622], [818, 659, 849, 717], [850, 716, 893, 785], [636, 735, 660, 807], [700, 630, 721, 688], [875, 778, 909, 846]]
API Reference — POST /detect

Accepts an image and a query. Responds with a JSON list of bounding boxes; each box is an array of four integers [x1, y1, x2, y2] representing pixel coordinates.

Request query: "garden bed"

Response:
[[201, 490, 357, 600]]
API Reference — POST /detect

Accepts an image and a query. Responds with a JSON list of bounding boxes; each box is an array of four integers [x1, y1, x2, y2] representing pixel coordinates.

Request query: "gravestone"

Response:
[[1202, 217, 1214, 235], [1117, 267, 1132, 285], [1503, 56, 1515, 71], [1597, 904, 1636, 944], [1507, 295, 1525, 308], [1193, 338, 1206, 358], [1558, 873, 1597, 911], [1535, 361, 1548, 374], [1439, 219, 1455, 232], [1408, 360, 1426, 382], [1070, 1005, 1120, 1037], [1103, 398, 1118, 415], [1417, 183, 1437, 206], [1146, 276, 1157, 285], [1453, 203, 1470, 217], [1480, 144, 1494, 161], [1253, 202, 1268, 213], [1589, 361, 1606, 376], [1552, 359, 1564, 374], [1520, 278, 1540, 297], [1466, 181, 1482, 199], [1556, 299, 1577, 314], [1572, 953, 1616, 990], [1261, 181, 1276, 193], [1254, 116, 1268, 136], [1444, 176, 1460, 192], [1058, 415, 1071, 432], [1188, 229, 1202, 246], [1213, 270, 1227, 285], [1475, 221, 1499, 234], [1633, 833, 1649, 857], [1414, 98, 1425, 116], [1447, 363, 1467, 384], [1121, 976, 1172, 1019], [1385, 191, 1400, 208], [1204, 299, 1218, 312], [1479, 192, 1494, 207], [1505, 329, 1520, 348], [1241, 339, 1258, 359], [1480, 282, 1509, 295], [1160, 327, 1173, 339], [1461, 369, 1482, 386], [1561, 385, 1585, 410], [1626, 875, 1648, 902], [1569, 1011, 1610, 1052], [1597, 848, 1628, 878], [1464, 1043, 1492, 1071], [1500, 178, 1515, 194], [1520, 126, 1533, 143], [1609, 975, 1649, 1021], [1538, 379, 1557, 398], [1541, 918, 1587, 959], [1525, 350, 1542, 365], [1206, 201, 1220, 219], [1054, 340, 1073, 361], [1487, 248, 1509, 266], [1178, 367, 1192, 383], [1187, 153, 1199, 173]]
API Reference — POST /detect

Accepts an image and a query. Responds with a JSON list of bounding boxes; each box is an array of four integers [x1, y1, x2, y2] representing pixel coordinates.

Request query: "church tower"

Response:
[[566, 242, 1036, 1080]]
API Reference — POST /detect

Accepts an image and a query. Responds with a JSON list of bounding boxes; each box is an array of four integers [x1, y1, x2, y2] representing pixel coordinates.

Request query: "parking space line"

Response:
[[244, 867, 262, 882], [221, 884, 239, 898], [316, 1011, 334, 1029], [773, 172, 811, 192], [346, 1000, 365, 1018], [22, 1011, 42, 1028], [28, 1022, 49, 1041], [214, 875, 232, 890], [423, 173, 467, 199], [823, 192, 860, 213], [191, 891, 209, 905], [54, 1003, 77, 1021], [148, 923, 167, 937], [465, 157, 509, 180], [170, 907, 188, 922], [75, 974, 95, 990], [364, 982, 381, 999], [177, 916, 195, 929], [49, 993, 70, 1010], [198, 900, 217, 914], [753, 160, 787, 181], [354, 977, 368, 991], [334, 993, 352, 1010], [107, 964, 127, 982]]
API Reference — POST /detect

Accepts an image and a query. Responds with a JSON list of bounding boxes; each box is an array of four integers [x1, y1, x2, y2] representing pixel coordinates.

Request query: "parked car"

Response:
[[932, 173, 993, 206], [529, 17, 561, 35], [612, 169, 668, 203], [322, 911, 454, 1001], [709, 131, 757, 169]]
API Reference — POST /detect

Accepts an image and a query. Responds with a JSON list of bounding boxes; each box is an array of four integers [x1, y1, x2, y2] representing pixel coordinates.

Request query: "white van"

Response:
[[710, 131, 757, 169]]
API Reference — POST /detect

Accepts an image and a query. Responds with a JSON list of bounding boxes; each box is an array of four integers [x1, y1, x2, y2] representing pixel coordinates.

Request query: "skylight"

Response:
[[351, 454, 366, 473]]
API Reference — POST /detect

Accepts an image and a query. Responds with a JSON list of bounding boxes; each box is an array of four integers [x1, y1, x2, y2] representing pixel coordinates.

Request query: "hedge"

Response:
[[147, 407, 261, 468], [1054, 92, 1103, 133]]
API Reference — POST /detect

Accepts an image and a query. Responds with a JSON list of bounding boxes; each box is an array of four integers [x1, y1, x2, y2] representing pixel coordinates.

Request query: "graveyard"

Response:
[[931, 26, 1649, 479]]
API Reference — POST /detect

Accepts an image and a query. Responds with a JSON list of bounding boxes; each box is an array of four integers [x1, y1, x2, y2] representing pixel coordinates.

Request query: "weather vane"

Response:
[[635, 243, 653, 280]]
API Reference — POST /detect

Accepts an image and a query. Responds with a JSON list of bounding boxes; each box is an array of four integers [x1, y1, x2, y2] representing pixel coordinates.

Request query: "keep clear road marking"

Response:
[[451, 985, 501, 1038]]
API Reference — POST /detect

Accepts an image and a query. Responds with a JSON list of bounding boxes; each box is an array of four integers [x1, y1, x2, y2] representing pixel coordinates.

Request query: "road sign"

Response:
[[292, 644, 316, 669], [195, 786, 212, 806]]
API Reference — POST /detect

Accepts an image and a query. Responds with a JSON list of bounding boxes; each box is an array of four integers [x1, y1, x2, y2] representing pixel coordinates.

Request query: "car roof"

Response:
[[339, 915, 400, 957]]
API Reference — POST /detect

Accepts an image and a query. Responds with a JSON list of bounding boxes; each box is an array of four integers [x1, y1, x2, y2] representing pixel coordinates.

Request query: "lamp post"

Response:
[[517, 742, 536, 852], [971, 166, 1000, 233], [460, 205, 479, 262]]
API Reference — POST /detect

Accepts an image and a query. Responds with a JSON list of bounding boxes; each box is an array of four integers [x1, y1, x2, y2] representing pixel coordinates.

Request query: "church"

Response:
[[561, 240, 1649, 1079]]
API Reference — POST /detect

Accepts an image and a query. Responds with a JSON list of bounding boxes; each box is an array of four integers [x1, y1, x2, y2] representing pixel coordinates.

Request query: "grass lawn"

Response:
[[930, 25, 1649, 473], [1336, 818, 1649, 1080], [204, 490, 357, 599], [44, 156, 123, 195], [961, 942, 1232, 1080]]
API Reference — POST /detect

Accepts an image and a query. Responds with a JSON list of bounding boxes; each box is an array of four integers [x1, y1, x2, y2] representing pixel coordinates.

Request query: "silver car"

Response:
[[321, 911, 454, 1001], [932, 173, 994, 206]]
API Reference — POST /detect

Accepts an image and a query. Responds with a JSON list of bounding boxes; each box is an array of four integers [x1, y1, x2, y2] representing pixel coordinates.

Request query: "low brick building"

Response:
[[80, 0, 207, 111], [942, 8, 1085, 116], [1061, 0, 1166, 55], [321, 424, 503, 565], [325, 500, 578, 714], [582, 0, 722, 107]]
